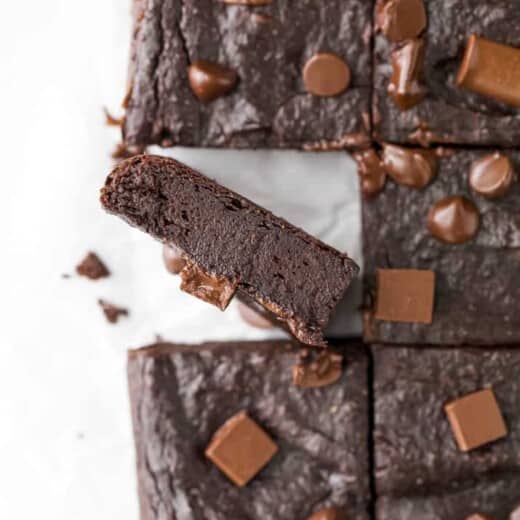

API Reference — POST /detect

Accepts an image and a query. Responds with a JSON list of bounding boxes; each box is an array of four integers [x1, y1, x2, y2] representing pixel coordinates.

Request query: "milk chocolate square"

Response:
[[445, 388, 507, 452], [205, 410, 278, 486], [375, 269, 434, 324]]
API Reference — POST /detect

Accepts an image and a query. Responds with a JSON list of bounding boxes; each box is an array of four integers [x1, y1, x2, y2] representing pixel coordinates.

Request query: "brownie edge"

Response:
[[100, 155, 358, 346]]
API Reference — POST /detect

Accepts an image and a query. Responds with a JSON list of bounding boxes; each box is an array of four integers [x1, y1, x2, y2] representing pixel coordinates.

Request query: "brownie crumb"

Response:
[[104, 107, 124, 127], [76, 252, 110, 280], [98, 299, 128, 324]]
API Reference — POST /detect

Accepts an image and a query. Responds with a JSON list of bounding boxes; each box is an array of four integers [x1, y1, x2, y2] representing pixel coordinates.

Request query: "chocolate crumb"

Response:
[[98, 299, 129, 324], [76, 252, 110, 280]]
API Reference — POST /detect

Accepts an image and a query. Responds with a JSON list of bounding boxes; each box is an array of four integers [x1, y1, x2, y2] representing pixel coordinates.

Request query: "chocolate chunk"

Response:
[[457, 35, 520, 108], [427, 196, 479, 244], [237, 302, 274, 329], [375, 269, 435, 324], [444, 388, 507, 452], [376, 0, 426, 42], [98, 299, 128, 324], [292, 351, 343, 389], [205, 410, 278, 486], [180, 261, 237, 311], [76, 252, 110, 280], [188, 60, 237, 103], [382, 144, 437, 188], [307, 507, 346, 520], [354, 148, 387, 198], [303, 53, 351, 97], [162, 244, 186, 275], [388, 39, 427, 110], [469, 153, 514, 199]]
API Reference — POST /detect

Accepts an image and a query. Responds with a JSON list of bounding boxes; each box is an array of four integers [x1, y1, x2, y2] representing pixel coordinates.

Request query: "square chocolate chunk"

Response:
[[373, 0, 520, 146], [363, 148, 520, 345], [128, 340, 370, 520], [123, 0, 372, 149], [372, 345, 520, 498]]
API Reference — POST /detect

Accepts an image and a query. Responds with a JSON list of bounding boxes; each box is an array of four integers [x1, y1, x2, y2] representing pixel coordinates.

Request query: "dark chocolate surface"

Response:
[[124, 0, 371, 149], [373, 0, 520, 146], [363, 149, 520, 345], [377, 476, 520, 520], [373, 345, 520, 497], [101, 155, 358, 346], [128, 340, 370, 520]]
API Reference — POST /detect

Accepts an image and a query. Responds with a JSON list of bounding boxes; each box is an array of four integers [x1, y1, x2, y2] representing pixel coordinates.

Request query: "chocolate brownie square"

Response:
[[363, 148, 520, 345], [372, 345, 520, 499], [123, 0, 372, 149], [373, 0, 520, 146], [101, 155, 359, 346], [128, 340, 370, 519]]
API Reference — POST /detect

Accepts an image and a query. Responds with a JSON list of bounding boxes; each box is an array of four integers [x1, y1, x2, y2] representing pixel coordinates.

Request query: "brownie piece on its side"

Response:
[[363, 148, 520, 345], [372, 345, 520, 501], [373, 0, 520, 146], [123, 0, 372, 149], [101, 155, 359, 346], [128, 340, 370, 520]]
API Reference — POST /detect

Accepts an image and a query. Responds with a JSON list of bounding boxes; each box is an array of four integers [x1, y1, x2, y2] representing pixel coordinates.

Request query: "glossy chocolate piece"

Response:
[[376, 0, 426, 42], [128, 340, 370, 519], [292, 351, 343, 389], [188, 60, 237, 103], [237, 302, 274, 329], [375, 269, 435, 324], [382, 144, 436, 188], [303, 53, 351, 97], [354, 149, 387, 198], [457, 35, 520, 108], [388, 39, 427, 110], [205, 410, 278, 486], [427, 196, 479, 244], [469, 153, 514, 199]]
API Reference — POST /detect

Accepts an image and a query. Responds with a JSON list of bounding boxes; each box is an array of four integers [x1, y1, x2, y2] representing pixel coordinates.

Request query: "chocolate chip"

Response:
[[237, 302, 274, 329], [469, 153, 514, 199], [98, 299, 128, 324], [427, 196, 479, 244], [388, 39, 427, 110], [377, 0, 426, 42], [375, 268, 435, 324], [354, 148, 387, 198], [303, 53, 351, 97], [457, 35, 520, 108], [292, 351, 343, 389], [162, 245, 186, 275], [188, 60, 237, 103], [306, 507, 346, 520], [76, 252, 110, 280], [382, 144, 437, 188], [444, 388, 507, 452], [180, 260, 237, 310], [205, 410, 278, 486]]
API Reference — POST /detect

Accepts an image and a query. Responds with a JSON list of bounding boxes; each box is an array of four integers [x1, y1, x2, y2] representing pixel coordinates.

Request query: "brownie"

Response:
[[128, 340, 370, 520], [377, 477, 520, 520], [101, 155, 359, 346], [373, 0, 520, 146], [363, 148, 520, 345], [372, 345, 520, 498], [123, 0, 372, 149]]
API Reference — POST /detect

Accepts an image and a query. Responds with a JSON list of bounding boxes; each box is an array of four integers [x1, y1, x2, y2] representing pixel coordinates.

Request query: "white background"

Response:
[[0, 2, 361, 518]]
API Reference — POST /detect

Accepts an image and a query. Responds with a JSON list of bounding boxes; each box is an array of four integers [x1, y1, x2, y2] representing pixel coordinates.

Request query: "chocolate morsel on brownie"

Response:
[[101, 155, 358, 346], [127, 340, 370, 519], [373, 0, 520, 146], [363, 148, 520, 345], [123, 0, 372, 149]]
